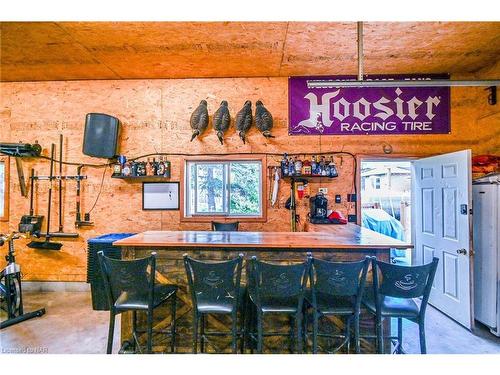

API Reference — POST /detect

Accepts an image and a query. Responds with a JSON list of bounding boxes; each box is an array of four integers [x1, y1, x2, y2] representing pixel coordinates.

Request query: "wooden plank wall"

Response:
[[0, 72, 499, 281]]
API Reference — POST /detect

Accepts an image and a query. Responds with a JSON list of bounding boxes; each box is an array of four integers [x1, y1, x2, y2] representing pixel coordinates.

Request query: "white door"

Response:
[[412, 150, 473, 329]]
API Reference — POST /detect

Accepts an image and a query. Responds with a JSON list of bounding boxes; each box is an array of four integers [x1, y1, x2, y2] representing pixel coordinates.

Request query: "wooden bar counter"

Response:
[[113, 224, 412, 354]]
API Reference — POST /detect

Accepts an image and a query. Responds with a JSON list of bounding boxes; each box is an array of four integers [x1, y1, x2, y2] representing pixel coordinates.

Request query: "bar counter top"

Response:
[[113, 223, 412, 250]]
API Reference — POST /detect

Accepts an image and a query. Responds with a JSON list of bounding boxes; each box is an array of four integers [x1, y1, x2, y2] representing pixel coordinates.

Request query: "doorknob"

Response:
[[456, 248, 467, 255]]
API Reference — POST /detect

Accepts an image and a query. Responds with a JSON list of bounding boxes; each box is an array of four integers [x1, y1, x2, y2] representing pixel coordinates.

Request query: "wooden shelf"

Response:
[[282, 175, 338, 180], [111, 175, 171, 182]]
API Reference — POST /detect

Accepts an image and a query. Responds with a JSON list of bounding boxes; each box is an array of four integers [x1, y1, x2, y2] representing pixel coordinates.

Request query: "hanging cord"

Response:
[[33, 150, 358, 207], [87, 164, 108, 215], [37, 154, 110, 168]]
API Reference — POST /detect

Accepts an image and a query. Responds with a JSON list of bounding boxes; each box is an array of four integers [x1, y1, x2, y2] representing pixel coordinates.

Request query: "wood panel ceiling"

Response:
[[1, 22, 499, 81]]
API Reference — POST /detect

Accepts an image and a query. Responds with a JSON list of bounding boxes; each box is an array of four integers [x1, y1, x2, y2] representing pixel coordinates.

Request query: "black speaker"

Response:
[[83, 113, 120, 158]]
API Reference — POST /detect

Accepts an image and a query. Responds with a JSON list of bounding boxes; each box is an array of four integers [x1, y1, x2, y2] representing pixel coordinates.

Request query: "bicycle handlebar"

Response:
[[0, 232, 27, 246]]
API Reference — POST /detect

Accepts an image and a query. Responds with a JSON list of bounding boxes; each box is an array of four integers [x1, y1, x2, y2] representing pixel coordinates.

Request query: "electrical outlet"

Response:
[[347, 193, 357, 202], [335, 194, 341, 203], [348, 214, 357, 223], [318, 187, 328, 194]]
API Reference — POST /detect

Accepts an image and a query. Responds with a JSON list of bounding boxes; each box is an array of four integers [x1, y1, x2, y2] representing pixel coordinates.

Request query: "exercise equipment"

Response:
[[27, 144, 63, 250], [0, 232, 46, 329]]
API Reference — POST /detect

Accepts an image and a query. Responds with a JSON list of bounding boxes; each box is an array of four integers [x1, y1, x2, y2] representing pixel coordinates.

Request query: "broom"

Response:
[[28, 143, 63, 250]]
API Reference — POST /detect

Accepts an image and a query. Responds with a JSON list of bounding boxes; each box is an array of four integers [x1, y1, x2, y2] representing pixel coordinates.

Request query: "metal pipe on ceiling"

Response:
[[357, 21, 363, 82], [307, 79, 500, 88]]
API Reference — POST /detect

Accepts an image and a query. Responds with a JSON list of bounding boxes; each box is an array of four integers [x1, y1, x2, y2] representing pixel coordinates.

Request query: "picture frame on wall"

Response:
[[142, 182, 180, 210]]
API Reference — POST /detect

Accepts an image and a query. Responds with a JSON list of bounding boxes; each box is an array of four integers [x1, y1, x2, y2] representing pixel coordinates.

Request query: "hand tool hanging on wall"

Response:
[[14, 158, 27, 197], [50, 135, 78, 238], [0, 142, 42, 197], [271, 167, 280, 207], [18, 168, 44, 235], [75, 165, 93, 228], [27, 144, 63, 250]]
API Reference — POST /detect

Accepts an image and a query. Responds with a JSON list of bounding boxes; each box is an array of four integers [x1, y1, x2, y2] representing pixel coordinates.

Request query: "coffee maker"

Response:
[[309, 192, 329, 224]]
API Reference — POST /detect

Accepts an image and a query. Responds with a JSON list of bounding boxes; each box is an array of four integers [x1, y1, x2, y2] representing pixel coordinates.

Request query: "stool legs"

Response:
[[231, 312, 238, 354], [200, 314, 206, 353], [107, 310, 116, 354], [256, 311, 264, 353], [296, 313, 303, 353], [354, 313, 360, 354], [376, 314, 384, 354], [146, 308, 153, 353], [312, 311, 319, 354], [419, 320, 427, 354], [397, 318, 403, 354], [345, 317, 351, 354], [192, 311, 199, 354], [170, 294, 177, 353]]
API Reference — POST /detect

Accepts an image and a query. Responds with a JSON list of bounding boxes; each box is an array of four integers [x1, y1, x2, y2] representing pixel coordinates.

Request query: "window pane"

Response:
[[195, 163, 226, 214], [229, 162, 261, 215]]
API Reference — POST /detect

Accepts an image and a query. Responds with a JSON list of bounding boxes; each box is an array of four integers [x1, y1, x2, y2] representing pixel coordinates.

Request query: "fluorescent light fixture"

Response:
[[306, 79, 500, 89]]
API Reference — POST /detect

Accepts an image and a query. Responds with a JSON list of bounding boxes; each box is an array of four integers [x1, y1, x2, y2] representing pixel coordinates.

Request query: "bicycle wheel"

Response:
[[0, 276, 21, 317]]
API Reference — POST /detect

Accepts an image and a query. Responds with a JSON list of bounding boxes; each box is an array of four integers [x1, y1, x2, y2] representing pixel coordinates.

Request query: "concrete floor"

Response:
[[1, 291, 499, 354]]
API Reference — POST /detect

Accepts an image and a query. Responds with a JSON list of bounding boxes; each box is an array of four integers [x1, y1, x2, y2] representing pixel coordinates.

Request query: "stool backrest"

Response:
[[98, 251, 156, 308], [249, 255, 311, 301], [211, 221, 239, 231], [372, 257, 439, 300], [310, 257, 370, 298], [184, 254, 244, 311]]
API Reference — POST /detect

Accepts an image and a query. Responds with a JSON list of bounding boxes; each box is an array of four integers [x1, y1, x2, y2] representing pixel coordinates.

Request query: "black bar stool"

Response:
[[98, 251, 178, 354], [305, 256, 370, 354], [363, 257, 439, 354], [211, 221, 239, 231], [183, 254, 244, 353], [247, 255, 311, 353]]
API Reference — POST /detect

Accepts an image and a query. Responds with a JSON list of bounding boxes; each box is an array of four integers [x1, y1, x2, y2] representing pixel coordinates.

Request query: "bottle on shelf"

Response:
[[136, 161, 146, 176], [288, 157, 296, 176], [157, 156, 166, 176], [163, 159, 171, 178], [112, 161, 122, 177], [302, 157, 311, 175], [294, 156, 302, 176], [145, 158, 154, 176], [281, 153, 289, 177], [311, 155, 317, 175], [122, 161, 132, 177], [328, 156, 339, 178], [320, 156, 327, 176], [152, 158, 158, 175]]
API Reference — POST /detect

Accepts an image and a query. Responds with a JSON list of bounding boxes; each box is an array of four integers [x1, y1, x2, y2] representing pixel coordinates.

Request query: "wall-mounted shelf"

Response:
[[282, 175, 338, 180], [111, 175, 171, 182]]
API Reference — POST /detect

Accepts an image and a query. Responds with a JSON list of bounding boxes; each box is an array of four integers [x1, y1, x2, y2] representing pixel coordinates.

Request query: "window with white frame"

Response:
[[185, 160, 262, 218]]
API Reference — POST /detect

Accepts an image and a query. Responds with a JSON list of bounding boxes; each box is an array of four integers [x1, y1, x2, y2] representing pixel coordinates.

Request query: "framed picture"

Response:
[[142, 182, 180, 210]]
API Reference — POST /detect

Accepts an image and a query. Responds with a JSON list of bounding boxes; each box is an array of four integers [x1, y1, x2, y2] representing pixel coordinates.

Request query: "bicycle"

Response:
[[0, 232, 46, 329]]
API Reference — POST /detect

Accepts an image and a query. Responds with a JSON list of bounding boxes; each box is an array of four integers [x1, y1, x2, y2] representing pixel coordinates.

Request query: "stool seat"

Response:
[[196, 287, 246, 314], [363, 291, 419, 319], [249, 291, 301, 314], [114, 284, 177, 312], [305, 290, 355, 315]]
